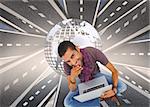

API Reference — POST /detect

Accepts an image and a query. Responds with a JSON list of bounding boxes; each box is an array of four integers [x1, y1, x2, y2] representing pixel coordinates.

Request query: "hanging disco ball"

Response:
[[44, 19, 102, 76]]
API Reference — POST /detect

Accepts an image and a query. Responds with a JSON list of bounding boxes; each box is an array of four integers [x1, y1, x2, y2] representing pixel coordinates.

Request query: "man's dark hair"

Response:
[[58, 41, 76, 57]]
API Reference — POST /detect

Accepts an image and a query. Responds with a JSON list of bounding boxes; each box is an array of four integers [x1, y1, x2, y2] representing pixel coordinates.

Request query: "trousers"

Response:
[[64, 71, 127, 107]]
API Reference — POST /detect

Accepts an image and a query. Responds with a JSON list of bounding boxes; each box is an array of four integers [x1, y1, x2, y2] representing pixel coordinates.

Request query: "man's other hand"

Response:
[[100, 89, 115, 100]]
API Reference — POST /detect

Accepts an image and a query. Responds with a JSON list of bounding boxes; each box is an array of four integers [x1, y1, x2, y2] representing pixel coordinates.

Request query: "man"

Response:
[[58, 41, 127, 107]]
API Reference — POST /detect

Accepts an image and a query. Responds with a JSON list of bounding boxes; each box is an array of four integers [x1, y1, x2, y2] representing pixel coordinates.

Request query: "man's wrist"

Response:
[[113, 85, 117, 88], [113, 87, 117, 94], [70, 80, 76, 84], [70, 76, 76, 84]]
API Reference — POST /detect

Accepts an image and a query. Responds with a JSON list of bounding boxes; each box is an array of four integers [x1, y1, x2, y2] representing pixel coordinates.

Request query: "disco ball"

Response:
[[44, 19, 102, 76]]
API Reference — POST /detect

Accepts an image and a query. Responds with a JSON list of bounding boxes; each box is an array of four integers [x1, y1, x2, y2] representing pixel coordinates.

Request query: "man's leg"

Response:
[[64, 78, 100, 107], [93, 71, 127, 95], [64, 90, 100, 107]]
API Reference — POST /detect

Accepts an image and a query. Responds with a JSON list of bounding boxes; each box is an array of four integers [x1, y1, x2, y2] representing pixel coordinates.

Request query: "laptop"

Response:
[[74, 76, 112, 102]]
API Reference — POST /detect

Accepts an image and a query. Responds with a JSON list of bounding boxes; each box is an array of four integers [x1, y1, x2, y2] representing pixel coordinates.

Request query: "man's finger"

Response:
[[100, 93, 105, 98]]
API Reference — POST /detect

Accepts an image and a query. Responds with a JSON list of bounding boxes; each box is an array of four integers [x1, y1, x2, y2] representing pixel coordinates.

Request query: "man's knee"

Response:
[[64, 97, 70, 107], [64, 95, 73, 107], [121, 82, 127, 93], [118, 80, 127, 93]]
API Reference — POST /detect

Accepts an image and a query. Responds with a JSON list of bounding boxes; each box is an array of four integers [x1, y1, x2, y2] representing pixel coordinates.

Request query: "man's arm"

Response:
[[100, 62, 118, 99], [91, 48, 118, 98], [67, 65, 82, 91], [106, 62, 118, 89], [67, 75, 76, 91]]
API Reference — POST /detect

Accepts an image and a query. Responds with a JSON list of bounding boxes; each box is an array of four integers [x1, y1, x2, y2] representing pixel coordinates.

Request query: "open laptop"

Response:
[[74, 76, 112, 102]]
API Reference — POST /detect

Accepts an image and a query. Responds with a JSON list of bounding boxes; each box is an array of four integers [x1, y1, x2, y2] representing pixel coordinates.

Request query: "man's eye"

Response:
[[71, 54, 74, 59], [67, 61, 70, 63]]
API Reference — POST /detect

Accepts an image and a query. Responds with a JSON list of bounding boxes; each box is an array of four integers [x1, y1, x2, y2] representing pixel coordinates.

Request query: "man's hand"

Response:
[[71, 65, 83, 79], [100, 89, 116, 100]]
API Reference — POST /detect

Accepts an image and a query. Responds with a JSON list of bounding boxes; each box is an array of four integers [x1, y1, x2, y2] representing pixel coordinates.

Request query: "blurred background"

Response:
[[0, 0, 149, 107]]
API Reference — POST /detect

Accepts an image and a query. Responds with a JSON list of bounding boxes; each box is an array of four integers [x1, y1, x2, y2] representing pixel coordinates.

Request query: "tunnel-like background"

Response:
[[0, 0, 149, 107]]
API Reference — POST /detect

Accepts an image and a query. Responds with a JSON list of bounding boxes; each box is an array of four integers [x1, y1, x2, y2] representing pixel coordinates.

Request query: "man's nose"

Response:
[[70, 59, 77, 66]]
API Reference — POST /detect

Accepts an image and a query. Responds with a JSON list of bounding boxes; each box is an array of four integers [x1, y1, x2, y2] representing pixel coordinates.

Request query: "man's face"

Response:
[[62, 47, 83, 67]]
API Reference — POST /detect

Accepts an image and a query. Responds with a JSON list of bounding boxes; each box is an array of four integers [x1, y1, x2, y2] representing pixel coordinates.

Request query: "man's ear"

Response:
[[75, 46, 80, 52]]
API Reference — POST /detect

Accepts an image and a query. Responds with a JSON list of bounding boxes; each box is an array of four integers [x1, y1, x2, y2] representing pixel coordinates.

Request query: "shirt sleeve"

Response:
[[94, 48, 109, 65], [63, 62, 72, 75]]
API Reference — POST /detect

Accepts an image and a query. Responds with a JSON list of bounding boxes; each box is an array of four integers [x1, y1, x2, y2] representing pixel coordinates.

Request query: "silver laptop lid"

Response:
[[78, 76, 108, 95]]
